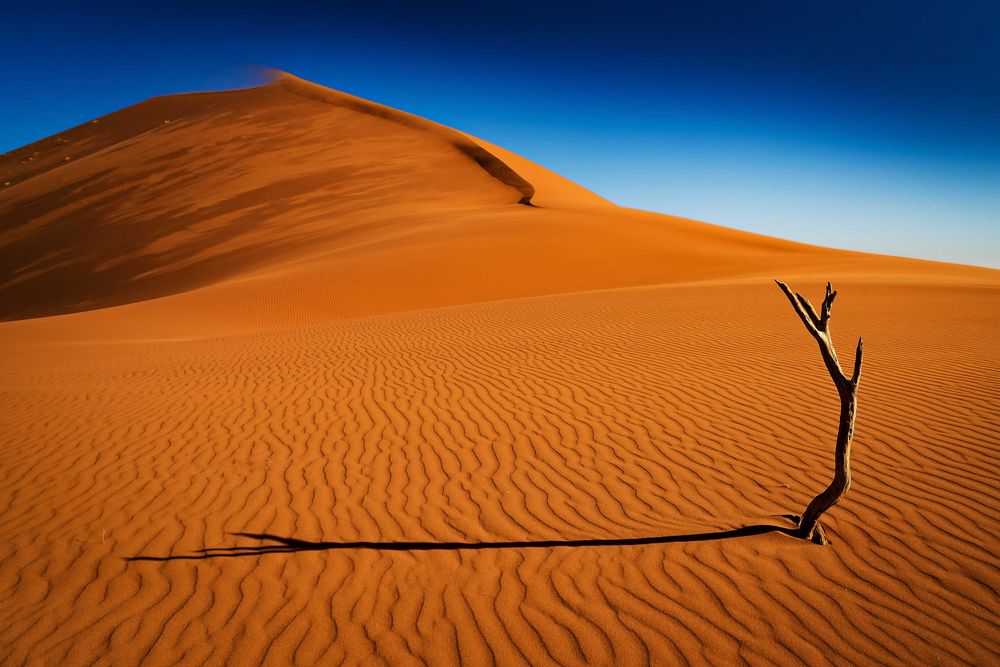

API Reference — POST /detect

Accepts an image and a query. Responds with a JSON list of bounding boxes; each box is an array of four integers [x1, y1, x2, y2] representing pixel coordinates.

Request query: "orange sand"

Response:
[[1, 73, 998, 665]]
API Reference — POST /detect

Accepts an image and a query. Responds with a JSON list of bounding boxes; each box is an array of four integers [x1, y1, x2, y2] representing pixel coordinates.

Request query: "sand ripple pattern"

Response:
[[1, 282, 998, 665]]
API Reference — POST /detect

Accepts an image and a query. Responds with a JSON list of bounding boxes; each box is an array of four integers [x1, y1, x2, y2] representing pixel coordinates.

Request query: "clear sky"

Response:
[[3, 1, 998, 267]]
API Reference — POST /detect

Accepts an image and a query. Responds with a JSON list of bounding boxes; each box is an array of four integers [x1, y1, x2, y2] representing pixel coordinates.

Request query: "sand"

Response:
[[1, 73, 998, 665]]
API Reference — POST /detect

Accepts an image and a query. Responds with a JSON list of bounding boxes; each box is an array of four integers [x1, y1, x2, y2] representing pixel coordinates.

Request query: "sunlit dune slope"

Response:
[[1, 73, 999, 666], [2, 281, 998, 665]]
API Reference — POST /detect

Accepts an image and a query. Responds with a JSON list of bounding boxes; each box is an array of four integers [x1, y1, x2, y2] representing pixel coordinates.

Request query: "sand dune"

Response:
[[1, 74, 998, 665]]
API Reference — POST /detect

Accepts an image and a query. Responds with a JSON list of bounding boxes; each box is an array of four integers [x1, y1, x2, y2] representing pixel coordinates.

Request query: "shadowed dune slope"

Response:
[[1, 74, 999, 665], [0, 73, 535, 321]]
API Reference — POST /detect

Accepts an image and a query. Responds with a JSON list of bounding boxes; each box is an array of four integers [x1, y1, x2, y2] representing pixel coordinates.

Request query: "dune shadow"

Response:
[[127, 523, 798, 562]]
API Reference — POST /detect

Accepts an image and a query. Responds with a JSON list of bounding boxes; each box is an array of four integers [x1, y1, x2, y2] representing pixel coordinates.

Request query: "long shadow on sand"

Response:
[[128, 524, 797, 562]]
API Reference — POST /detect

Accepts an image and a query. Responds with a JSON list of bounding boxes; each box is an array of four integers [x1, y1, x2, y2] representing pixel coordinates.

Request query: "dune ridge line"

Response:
[[275, 72, 536, 205]]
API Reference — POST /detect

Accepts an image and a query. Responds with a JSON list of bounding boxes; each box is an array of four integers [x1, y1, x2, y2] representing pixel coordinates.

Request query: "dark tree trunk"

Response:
[[775, 281, 863, 545]]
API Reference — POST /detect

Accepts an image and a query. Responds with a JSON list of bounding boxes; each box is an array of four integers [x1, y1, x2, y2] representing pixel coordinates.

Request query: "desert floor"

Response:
[[1, 75, 998, 665]]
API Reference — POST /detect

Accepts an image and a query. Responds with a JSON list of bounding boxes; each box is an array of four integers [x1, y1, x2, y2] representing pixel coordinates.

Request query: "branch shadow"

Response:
[[128, 522, 799, 562]]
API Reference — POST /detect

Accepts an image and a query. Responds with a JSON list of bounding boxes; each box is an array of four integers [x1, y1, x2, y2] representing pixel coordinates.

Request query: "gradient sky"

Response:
[[4, 1, 998, 267]]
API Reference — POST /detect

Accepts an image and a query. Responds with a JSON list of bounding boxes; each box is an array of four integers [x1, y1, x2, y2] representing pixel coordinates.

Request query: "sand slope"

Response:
[[1, 74, 998, 665]]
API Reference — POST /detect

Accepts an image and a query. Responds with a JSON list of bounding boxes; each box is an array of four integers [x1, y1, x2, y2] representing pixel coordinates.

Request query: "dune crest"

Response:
[[275, 72, 536, 205]]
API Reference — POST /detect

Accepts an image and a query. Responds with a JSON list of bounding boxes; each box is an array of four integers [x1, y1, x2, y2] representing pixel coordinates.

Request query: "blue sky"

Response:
[[3, 1, 998, 267]]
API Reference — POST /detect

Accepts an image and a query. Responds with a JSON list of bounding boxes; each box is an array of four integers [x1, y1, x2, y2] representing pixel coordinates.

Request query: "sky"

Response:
[[3, 1, 998, 267]]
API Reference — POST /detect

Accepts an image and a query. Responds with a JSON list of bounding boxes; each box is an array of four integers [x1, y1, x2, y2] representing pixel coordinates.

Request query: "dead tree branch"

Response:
[[775, 280, 863, 545]]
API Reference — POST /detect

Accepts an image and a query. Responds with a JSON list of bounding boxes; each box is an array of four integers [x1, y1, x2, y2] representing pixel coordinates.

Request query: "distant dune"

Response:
[[1, 73, 998, 665]]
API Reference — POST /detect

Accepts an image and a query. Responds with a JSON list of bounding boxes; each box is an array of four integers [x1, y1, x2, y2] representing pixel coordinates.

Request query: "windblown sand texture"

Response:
[[1, 73, 998, 665]]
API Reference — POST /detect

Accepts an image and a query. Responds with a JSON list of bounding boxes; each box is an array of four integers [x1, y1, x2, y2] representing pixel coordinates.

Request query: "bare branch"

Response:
[[775, 280, 820, 335], [819, 282, 838, 330], [795, 293, 821, 329], [851, 337, 864, 386]]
